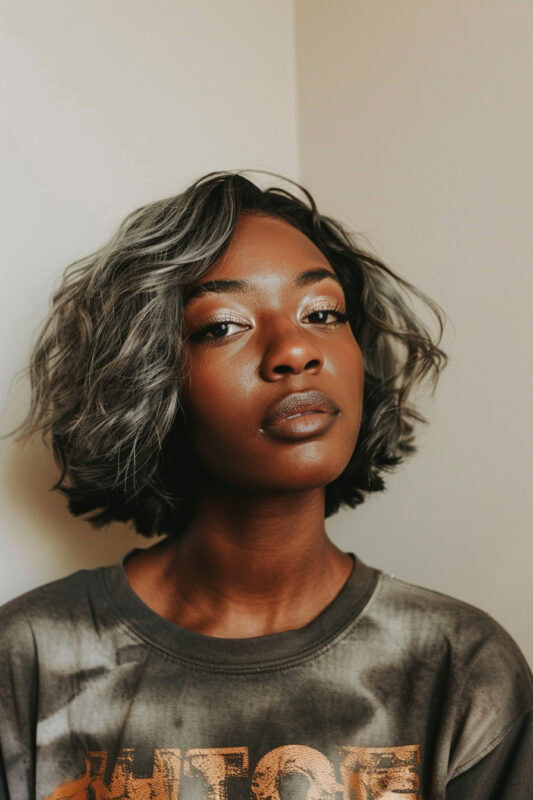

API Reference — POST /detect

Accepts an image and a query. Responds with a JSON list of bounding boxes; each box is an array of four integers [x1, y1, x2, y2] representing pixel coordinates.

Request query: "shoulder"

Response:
[[0, 567, 105, 656], [372, 571, 533, 778], [374, 570, 528, 665], [0, 566, 124, 725], [1, 567, 93, 622]]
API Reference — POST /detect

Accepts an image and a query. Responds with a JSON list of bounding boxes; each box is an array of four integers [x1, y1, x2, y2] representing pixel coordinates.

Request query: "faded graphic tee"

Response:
[[0, 552, 532, 800]]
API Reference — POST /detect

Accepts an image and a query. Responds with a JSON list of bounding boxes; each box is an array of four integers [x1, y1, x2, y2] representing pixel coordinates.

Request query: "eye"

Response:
[[188, 303, 348, 345], [303, 303, 348, 326], [189, 317, 250, 343]]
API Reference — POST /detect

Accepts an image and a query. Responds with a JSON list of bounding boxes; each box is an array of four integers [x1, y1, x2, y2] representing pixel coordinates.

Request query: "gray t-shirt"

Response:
[[1, 552, 531, 799]]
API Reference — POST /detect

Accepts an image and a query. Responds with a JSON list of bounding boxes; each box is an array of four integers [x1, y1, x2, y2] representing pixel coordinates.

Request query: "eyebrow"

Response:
[[183, 268, 342, 307]]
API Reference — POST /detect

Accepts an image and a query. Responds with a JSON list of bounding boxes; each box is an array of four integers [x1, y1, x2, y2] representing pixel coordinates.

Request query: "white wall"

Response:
[[295, 0, 533, 663], [0, 0, 298, 600]]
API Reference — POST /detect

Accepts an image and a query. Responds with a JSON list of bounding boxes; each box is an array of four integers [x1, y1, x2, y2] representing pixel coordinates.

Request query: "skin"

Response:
[[125, 213, 365, 638]]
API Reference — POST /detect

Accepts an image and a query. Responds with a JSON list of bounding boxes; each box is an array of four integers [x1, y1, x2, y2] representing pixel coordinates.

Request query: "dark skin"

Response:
[[125, 213, 365, 638]]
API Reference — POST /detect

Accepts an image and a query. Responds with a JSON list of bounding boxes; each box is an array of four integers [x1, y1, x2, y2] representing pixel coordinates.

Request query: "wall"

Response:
[[295, 0, 533, 663], [0, 0, 298, 600]]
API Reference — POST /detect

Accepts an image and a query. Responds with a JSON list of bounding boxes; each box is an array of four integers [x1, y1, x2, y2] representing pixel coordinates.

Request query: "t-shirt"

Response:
[[0, 552, 532, 800]]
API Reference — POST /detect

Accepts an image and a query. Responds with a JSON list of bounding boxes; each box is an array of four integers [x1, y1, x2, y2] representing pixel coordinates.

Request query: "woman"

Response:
[[1, 171, 531, 799]]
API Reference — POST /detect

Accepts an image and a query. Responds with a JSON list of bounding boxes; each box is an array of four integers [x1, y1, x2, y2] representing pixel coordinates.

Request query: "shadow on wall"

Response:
[[3, 435, 153, 587]]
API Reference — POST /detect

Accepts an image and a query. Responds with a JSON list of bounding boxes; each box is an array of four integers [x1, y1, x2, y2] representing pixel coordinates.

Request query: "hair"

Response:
[[9, 170, 448, 537]]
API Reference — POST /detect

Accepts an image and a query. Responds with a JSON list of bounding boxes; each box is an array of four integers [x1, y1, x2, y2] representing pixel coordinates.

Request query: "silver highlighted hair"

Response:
[[9, 171, 448, 536]]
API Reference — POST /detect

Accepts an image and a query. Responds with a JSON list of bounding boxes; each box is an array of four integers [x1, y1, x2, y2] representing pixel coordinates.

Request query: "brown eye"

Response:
[[190, 319, 249, 343], [305, 307, 348, 325]]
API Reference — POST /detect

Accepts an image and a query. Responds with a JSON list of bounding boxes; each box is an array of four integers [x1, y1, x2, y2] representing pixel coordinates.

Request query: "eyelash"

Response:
[[190, 304, 349, 344]]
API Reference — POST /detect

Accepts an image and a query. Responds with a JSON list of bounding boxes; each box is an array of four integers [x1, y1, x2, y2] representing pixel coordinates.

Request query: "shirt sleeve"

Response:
[[0, 598, 39, 800], [0, 754, 10, 800], [444, 613, 533, 793], [446, 709, 533, 799]]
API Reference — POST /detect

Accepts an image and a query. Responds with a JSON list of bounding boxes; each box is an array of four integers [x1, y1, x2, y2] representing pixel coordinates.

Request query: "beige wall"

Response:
[[0, 1, 298, 600], [295, 0, 533, 663]]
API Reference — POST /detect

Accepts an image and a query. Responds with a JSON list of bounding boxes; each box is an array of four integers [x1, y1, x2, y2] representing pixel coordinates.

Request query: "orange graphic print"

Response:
[[46, 744, 422, 800], [46, 749, 181, 800], [339, 746, 421, 800], [184, 748, 248, 800], [252, 745, 342, 800]]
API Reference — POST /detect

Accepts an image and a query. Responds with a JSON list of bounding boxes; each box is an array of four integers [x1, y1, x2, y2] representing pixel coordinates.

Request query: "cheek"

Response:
[[180, 353, 256, 445], [334, 337, 365, 411], [334, 343, 365, 457]]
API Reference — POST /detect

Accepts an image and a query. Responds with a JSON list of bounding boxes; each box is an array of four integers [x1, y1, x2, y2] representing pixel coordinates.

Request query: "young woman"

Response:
[[1, 172, 531, 799]]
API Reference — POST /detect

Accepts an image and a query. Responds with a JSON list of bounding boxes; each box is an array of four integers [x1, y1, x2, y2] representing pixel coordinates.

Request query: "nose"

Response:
[[259, 318, 324, 381]]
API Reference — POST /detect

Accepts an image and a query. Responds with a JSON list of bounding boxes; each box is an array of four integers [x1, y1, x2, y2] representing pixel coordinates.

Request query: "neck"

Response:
[[125, 486, 354, 637]]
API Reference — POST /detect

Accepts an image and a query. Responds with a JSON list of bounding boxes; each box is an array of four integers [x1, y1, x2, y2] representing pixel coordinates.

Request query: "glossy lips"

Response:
[[261, 390, 340, 442]]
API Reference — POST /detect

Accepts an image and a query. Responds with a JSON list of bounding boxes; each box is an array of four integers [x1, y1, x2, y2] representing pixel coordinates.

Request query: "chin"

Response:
[[224, 457, 350, 495], [196, 433, 357, 494]]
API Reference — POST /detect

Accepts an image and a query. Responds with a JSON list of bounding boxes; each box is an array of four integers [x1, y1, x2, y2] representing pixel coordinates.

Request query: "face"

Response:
[[180, 213, 364, 495]]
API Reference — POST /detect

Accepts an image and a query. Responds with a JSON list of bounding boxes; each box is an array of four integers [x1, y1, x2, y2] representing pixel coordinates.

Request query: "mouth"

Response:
[[284, 410, 324, 420], [260, 391, 340, 442], [262, 411, 339, 442]]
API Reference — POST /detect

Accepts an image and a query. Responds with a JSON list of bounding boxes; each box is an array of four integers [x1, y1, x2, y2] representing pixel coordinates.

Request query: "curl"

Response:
[[8, 170, 448, 535]]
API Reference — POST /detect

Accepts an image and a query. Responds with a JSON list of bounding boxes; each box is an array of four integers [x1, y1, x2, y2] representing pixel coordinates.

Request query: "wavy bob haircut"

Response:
[[12, 171, 448, 537]]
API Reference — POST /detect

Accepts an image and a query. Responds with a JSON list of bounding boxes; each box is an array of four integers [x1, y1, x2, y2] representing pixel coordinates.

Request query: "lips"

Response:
[[261, 390, 340, 429]]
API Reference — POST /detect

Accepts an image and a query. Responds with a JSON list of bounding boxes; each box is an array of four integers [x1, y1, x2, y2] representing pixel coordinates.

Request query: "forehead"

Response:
[[207, 213, 330, 279]]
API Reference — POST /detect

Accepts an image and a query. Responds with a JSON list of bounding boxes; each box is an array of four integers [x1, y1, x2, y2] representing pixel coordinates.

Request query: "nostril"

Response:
[[272, 359, 321, 375], [273, 365, 293, 374]]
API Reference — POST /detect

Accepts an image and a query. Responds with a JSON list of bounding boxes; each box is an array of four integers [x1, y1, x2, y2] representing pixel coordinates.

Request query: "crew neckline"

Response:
[[98, 550, 379, 672]]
